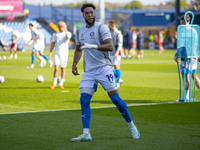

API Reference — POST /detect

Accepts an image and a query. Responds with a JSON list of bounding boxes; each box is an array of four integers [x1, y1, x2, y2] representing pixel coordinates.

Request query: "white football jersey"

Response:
[[76, 22, 112, 72], [34, 30, 45, 50], [31, 28, 42, 50], [31, 28, 39, 41], [52, 31, 72, 54]]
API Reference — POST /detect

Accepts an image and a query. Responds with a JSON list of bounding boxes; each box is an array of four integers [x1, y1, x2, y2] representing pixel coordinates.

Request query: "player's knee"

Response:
[[80, 87, 95, 95], [80, 93, 92, 107], [54, 66, 59, 71], [109, 93, 121, 105]]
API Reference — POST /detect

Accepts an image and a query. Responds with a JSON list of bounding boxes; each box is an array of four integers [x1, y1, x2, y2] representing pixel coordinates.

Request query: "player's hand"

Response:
[[174, 53, 178, 62], [80, 43, 98, 50], [63, 24, 68, 31], [198, 57, 200, 62], [72, 65, 80, 75], [114, 53, 118, 59], [3, 47, 7, 51], [174, 57, 178, 62]]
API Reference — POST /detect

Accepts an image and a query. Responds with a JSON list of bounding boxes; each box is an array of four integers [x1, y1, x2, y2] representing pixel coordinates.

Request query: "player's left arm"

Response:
[[115, 32, 123, 58], [81, 24, 113, 51], [97, 38, 113, 51], [32, 30, 40, 44], [33, 35, 40, 44], [63, 25, 72, 40]]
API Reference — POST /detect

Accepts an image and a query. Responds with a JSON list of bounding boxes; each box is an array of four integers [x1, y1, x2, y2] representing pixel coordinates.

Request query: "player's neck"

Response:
[[86, 24, 94, 28]]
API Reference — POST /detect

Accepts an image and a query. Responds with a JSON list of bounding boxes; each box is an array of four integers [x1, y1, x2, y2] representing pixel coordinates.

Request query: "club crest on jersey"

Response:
[[90, 32, 95, 39]]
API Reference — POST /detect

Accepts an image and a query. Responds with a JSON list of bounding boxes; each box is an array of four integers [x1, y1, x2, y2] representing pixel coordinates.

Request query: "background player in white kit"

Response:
[[71, 3, 140, 142], [108, 20, 123, 88], [27, 23, 46, 69], [49, 21, 71, 89], [37, 26, 53, 67]]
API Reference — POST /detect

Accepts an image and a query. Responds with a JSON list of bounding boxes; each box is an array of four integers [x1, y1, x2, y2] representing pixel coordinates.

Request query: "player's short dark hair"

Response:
[[180, 15, 190, 22], [29, 23, 33, 27], [109, 20, 116, 25], [81, 3, 96, 12]]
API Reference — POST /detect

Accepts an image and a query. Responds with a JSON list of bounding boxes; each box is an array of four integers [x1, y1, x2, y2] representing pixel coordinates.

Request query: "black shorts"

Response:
[[137, 45, 144, 50], [123, 43, 133, 50]]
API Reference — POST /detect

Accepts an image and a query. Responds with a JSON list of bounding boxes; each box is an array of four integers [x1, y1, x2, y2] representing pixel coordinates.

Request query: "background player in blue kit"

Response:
[[136, 28, 144, 59], [71, 3, 140, 142]]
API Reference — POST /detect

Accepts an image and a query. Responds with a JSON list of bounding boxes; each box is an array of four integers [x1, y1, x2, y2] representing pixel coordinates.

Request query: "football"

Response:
[[2, 56, 6, 61], [57, 76, 61, 83], [0, 76, 5, 84], [36, 75, 44, 83]]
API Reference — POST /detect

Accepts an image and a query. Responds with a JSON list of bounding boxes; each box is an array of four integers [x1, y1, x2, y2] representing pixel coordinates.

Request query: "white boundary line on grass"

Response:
[[0, 100, 199, 116]]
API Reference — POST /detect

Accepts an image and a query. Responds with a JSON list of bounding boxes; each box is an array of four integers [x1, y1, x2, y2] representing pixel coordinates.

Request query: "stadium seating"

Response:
[[0, 18, 51, 45]]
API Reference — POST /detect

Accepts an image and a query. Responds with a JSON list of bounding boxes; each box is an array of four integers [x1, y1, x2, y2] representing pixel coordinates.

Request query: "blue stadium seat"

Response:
[[0, 19, 51, 45]]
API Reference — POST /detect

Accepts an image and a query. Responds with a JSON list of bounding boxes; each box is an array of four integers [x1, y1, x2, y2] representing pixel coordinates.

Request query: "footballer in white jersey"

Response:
[[26, 23, 46, 69], [49, 21, 72, 89], [37, 26, 53, 68], [71, 3, 140, 142]]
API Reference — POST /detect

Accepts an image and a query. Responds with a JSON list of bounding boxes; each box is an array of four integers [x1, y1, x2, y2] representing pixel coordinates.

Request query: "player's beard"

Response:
[[85, 16, 95, 26]]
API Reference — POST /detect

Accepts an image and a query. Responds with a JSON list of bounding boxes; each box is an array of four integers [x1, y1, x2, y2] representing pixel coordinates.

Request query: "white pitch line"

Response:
[[0, 100, 199, 116]]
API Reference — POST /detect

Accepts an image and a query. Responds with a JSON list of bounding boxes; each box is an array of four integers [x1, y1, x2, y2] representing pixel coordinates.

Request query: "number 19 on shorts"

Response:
[[106, 74, 114, 83]]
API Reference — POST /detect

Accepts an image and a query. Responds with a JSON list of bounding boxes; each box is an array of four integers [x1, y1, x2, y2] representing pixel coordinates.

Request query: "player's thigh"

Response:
[[113, 56, 121, 66], [39, 50, 44, 55], [32, 48, 40, 54], [54, 54, 61, 66], [60, 54, 68, 68], [96, 67, 117, 92], [80, 72, 98, 94]]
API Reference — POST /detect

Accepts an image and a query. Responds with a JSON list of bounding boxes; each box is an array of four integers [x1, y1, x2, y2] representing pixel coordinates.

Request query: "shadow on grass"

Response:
[[0, 87, 50, 89], [0, 86, 77, 89], [91, 100, 155, 104], [62, 100, 155, 104]]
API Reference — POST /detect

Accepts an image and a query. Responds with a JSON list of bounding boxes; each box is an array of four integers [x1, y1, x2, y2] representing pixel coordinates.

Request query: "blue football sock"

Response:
[[110, 93, 132, 123], [42, 54, 49, 61], [116, 69, 121, 83], [31, 54, 35, 64], [80, 93, 92, 129]]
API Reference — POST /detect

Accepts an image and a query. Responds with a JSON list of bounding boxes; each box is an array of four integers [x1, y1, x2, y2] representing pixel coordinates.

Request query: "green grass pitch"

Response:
[[0, 50, 200, 149]]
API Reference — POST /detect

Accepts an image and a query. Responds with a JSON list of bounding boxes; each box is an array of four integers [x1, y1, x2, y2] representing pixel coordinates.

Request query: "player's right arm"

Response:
[[49, 42, 55, 59], [72, 45, 82, 75]]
